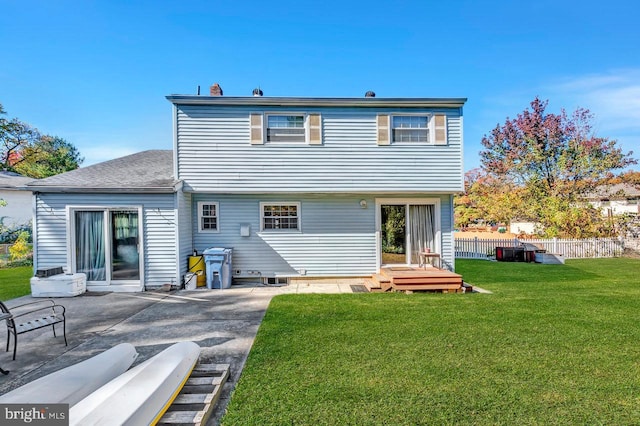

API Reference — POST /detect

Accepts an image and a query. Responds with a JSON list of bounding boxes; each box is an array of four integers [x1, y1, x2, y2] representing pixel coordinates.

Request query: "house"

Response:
[[28, 87, 466, 292], [0, 171, 34, 228], [585, 183, 640, 216]]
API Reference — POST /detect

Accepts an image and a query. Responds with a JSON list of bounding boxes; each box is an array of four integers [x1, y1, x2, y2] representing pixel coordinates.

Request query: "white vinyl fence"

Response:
[[455, 237, 630, 260]]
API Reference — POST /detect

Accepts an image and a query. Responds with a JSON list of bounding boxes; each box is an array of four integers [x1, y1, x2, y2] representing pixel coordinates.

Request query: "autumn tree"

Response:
[[476, 97, 636, 237], [14, 136, 83, 178], [0, 103, 83, 178], [455, 168, 530, 229]]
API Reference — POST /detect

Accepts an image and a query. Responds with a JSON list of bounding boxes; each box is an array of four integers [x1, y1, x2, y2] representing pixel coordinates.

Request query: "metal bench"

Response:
[[0, 299, 67, 361]]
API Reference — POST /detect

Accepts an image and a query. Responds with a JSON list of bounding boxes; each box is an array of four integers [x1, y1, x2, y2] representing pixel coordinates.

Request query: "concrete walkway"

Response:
[[0, 282, 357, 425]]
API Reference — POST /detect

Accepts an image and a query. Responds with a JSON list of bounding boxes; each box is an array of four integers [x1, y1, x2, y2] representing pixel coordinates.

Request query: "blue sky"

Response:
[[1, 0, 638, 171]]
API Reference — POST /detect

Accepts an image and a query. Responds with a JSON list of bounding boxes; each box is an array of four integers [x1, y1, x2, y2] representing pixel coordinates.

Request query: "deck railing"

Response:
[[455, 237, 631, 259]]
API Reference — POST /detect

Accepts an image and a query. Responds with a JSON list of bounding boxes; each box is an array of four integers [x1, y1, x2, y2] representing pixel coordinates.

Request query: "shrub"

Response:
[[9, 231, 32, 261]]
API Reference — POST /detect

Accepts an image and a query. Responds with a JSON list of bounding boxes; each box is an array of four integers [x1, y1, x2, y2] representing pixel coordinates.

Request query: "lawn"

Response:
[[222, 258, 640, 425], [0, 266, 33, 300]]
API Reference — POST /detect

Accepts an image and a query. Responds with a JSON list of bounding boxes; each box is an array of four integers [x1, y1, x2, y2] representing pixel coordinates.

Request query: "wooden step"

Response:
[[392, 283, 462, 291], [392, 277, 463, 285], [158, 363, 230, 426], [369, 274, 392, 292]]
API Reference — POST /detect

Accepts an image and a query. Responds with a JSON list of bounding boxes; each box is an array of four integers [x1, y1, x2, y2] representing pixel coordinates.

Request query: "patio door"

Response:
[[72, 208, 141, 286], [378, 200, 439, 266]]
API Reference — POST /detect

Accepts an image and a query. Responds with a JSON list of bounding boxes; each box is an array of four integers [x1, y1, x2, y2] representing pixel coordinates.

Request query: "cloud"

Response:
[[548, 69, 640, 135]]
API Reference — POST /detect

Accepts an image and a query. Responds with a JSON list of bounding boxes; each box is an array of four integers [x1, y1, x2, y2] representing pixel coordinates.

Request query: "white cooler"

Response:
[[30, 273, 87, 297]]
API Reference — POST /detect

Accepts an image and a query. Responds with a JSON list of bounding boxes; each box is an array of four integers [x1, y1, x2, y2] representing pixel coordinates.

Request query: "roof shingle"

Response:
[[27, 150, 177, 192]]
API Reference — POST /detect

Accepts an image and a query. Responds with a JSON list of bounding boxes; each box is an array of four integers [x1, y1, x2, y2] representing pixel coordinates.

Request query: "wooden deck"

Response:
[[365, 266, 464, 293]]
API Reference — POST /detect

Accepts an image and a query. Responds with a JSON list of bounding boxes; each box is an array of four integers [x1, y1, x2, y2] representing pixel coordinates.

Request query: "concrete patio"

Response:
[[0, 282, 357, 425]]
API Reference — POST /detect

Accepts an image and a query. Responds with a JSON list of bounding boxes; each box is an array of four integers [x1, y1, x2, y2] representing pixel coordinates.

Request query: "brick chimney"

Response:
[[210, 83, 223, 96]]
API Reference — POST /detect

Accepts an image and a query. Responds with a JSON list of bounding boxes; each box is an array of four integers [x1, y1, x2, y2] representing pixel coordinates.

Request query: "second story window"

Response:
[[267, 115, 305, 143], [392, 116, 429, 143], [198, 202, 219, 232]]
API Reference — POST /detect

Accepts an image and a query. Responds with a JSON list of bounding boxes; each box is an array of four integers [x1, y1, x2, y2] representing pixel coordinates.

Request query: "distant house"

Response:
[[0, 171, 34, 228], [586, 183, 640, 216], [509, 221, 539, 236], [28, 88, 466, 292]]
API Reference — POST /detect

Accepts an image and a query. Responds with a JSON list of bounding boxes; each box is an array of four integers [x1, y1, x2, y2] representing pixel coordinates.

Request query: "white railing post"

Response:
[[474, 237, 479, 259]]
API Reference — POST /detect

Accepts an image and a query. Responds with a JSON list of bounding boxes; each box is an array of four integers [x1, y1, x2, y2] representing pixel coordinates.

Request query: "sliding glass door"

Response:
[[73, 208, 141, 285], [111, 211, 140, 280], [379, 200, 438, 266], [75, 211, 106, 281]]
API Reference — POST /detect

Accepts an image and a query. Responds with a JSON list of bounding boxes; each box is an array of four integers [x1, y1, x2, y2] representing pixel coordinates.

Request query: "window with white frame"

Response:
[[198, 202, 219, 232], [266, 115, 305, 143], [261, 202, 300, 231], [392, 115, 429, 143]]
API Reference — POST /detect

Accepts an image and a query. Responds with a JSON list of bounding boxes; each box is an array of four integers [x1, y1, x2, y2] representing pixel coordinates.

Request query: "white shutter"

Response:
[[377, 114, 390, 145], [308, 113, 322, 145], [250, 113, 264, 145], [434, 114, 447, 145]]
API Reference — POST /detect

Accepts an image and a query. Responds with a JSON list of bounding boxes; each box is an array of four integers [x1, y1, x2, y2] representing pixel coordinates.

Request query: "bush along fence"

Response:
[[454, 237, 636, 260]]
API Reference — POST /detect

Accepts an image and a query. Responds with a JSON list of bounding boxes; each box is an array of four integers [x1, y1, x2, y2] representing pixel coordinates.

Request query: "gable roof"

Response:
[[0, 171, 35, 190], [585, 183, 640, 200], [26, 150, 179, 193]]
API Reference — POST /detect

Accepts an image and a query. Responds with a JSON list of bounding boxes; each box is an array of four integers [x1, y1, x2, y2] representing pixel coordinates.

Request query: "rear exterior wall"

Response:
[[191, 193, 454, 279], [175, 105, 463, 193], [34, 192, 179, 289]]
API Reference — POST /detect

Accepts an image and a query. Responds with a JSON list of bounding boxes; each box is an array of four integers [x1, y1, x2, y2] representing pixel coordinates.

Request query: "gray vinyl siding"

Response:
[[176, 106, 463, 193], [191, 193, 455, 278], [34, 192, 178, 288]]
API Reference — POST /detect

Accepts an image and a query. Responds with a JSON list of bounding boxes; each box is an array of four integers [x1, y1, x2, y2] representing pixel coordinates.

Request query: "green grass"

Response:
[[0, 266, 33, 300], [222, 258, 640, 425]]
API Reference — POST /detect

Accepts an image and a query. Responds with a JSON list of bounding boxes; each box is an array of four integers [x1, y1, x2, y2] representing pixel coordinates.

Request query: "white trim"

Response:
[[66, 205, 144, 291], [259, 201, 302, 232], [374, 197, 441, 268], [172, 104, 179, 179], [197, 201, 220, 233], [31, 193, 38, 273]]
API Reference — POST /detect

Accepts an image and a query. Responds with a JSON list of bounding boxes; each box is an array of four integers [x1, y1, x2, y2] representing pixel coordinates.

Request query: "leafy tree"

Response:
[[473, 97, 636, 237], [1, 114, 41, 172], [0, 103, 83, 178], [14, 135, 83, 178], [606, 170, 640, 188], [455, 168, 531, 228]]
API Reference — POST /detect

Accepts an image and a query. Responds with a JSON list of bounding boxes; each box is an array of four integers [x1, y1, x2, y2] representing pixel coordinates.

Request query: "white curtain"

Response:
[[409, 205, 435, 264], [75, 211, 106, 281]]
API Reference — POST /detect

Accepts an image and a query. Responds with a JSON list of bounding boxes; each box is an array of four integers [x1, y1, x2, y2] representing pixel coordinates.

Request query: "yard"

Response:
[[0, 266, 32, 300], [222, 258, 640, 425]]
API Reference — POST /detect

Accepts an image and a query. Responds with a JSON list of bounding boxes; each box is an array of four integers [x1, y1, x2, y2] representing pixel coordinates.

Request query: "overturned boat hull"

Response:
[[70, 341, 201, 426], [0, 343, 138, 406]]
